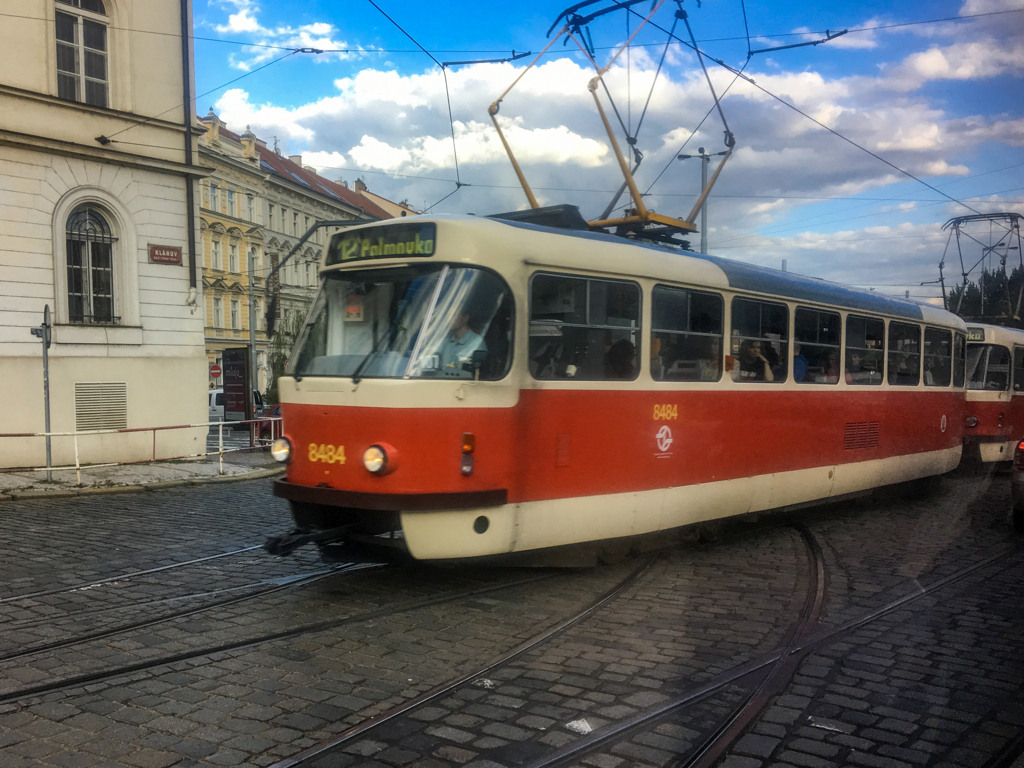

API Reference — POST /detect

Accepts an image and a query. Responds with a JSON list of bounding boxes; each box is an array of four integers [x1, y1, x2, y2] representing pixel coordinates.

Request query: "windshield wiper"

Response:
[[350, 319, 404, 385]]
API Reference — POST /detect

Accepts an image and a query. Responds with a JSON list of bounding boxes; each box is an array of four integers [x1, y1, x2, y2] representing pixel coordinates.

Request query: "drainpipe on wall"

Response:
[[180, 0, 197, 290]]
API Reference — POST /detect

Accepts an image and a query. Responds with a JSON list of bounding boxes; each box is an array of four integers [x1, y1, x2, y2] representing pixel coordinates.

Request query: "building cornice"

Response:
[[0, 128, 215, 179], [0, 83, 191, 134]]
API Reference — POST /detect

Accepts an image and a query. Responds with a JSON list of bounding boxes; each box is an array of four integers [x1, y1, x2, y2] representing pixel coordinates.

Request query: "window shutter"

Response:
[[75, 382, 128, 431]]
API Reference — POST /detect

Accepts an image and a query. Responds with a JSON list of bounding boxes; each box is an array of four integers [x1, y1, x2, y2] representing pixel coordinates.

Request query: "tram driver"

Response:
[[437, 305, 488, 378]]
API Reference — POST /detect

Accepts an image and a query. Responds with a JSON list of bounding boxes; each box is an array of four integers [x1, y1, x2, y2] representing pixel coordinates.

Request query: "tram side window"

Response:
[[888, 322, 921, 386], [954, 333, 966, 388], [794, 308, 840, 384], [650, 287, 723, 381], [923, 328, 952, 387], [730, 298, 788, 383], [1014, 347, 1024, 392], [967, 344, 1010, 391], [845, 315, 884, 385], [529, 273, 640, 380]]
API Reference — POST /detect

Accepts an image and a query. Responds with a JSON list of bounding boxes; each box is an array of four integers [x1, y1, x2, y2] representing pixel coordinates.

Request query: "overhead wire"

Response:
[[101, 50, 300, 142], [364, 0, 464, 189]]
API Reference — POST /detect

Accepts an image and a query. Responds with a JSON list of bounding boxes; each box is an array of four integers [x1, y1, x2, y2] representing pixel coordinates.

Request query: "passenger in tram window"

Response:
[[734, 339, 775, 382], [793, 344, 809, 382], [825, 350, 840, 383], [605, 338, 637, 379], [699, 337, 721, 381], [437, 306, 488, 378]]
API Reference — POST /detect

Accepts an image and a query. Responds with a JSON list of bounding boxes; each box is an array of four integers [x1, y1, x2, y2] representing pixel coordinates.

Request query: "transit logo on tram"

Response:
[[326, 222, 437, 265]]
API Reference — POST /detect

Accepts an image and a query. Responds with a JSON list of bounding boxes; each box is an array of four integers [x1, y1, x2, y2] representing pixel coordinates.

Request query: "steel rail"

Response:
[[266, 554, 659, 768], [0, 545, 263, 604], [0, 566, 362, 665], [516, 544, 1017, 768], [0, 571, 564, 706]]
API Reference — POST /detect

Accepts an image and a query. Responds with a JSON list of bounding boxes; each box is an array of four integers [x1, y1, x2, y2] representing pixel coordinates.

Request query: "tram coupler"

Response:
[[263, 525, 352, 557]]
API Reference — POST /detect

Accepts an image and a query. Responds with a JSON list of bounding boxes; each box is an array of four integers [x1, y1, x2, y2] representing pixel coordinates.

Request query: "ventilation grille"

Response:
[[845, 421, 879, 450], [75, 382, 128, 431]]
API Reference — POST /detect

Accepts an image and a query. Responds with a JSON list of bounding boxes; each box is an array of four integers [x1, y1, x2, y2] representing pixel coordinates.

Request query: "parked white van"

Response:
[[208, 388, 265, 426]]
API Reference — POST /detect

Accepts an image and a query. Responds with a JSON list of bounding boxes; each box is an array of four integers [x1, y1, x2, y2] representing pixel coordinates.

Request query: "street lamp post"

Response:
[[678, 147, 727, 254]]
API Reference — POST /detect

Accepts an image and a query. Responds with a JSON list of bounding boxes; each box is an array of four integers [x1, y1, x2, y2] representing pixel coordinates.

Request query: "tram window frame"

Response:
[[1014, 347, 1024, 393], [845, 315, 885, 385], [923, 327, 953, 387], [730, 297, 788, 384], [888, 322, 922, 386], [954, 332, 966, 388], [650, 286, 723, 382], [529, 272, 641, 381], [967, 344, 1011, 391], [793, 307, 841, 384]]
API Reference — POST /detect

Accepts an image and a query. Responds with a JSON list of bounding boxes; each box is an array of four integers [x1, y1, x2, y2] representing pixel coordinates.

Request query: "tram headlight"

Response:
[[271, 437, 292, 463], [362, 443, 398, 475], [966, 416, 979, 428]]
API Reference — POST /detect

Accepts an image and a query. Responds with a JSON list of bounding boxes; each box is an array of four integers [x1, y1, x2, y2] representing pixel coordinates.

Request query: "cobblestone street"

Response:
[[0, 471, 1021, 768]]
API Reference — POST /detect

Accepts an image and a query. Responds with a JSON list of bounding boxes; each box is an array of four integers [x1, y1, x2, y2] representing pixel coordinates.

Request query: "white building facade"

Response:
[[0, 0, 208, 469]]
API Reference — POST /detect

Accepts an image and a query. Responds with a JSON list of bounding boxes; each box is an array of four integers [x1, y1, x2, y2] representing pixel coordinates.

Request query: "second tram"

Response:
[[964, 323, 1024, 462], [268, 214, 968, 562]]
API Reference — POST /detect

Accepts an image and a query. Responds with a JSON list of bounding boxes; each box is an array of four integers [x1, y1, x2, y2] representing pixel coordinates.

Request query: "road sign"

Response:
[[210, 364, 222, 379]]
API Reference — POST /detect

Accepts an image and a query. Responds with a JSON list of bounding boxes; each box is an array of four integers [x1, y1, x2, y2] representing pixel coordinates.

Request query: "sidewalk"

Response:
[[0, 449, 283, 500]]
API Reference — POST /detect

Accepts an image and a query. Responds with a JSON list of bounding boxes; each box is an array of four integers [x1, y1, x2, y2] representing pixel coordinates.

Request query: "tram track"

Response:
[[0, 544, 265, 604], [0, 568, 572, 707], [0, 564, 369, 665], [264, 527, 1018, 768], [266, 554, 660, 768], [515, 541, 1018, 768]]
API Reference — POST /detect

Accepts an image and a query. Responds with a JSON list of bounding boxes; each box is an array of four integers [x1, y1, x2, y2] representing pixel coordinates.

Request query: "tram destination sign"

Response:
[[326, 222, 436, 265], [966, 327, 985, 342]]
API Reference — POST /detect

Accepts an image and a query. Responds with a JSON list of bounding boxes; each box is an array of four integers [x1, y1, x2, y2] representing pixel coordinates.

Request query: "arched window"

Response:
[[55, 0, 108, 108], [66, 204, 117, 324]]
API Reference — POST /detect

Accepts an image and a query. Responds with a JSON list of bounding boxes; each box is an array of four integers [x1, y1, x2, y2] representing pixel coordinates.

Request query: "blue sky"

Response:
[[191, 0, 1024, 302]]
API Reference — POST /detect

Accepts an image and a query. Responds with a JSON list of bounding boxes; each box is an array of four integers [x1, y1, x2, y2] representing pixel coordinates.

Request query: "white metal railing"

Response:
[[0, 417, 283, 485]]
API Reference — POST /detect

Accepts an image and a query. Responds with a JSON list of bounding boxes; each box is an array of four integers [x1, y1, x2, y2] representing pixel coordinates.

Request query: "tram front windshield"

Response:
[[966, 343, 1010, 391], [288, 265, 513, 381]]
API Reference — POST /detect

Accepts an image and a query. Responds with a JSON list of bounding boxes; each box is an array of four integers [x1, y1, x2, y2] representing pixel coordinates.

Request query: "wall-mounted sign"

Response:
[[149, 245, 182, 265]]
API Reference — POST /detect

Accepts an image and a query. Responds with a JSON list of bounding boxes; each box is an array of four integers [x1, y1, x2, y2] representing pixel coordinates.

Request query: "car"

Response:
[[1012, 439, 1024, 533], [208, 388, 265, 429], [258, 404, 282, 441]]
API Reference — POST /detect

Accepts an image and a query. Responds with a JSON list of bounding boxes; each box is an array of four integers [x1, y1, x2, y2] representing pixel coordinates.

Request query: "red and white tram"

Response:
[[964, 323, 1024, 462], [268, 214, 968, 562]]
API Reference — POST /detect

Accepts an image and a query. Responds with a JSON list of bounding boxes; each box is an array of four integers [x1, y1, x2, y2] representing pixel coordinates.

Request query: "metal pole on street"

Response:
[[248, 249, 258, 449], [30, 305, 53, 481]]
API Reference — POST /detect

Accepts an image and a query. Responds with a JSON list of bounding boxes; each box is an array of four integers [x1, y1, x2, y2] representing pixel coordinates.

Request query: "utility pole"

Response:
[[248, 248, 258, 393], [30, 305, 52, 481], [678, 147, 727, 254]]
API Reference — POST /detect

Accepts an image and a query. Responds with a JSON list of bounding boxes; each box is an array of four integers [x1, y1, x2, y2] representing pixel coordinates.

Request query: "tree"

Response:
[[947, 265, 1024, 329], [264, 310, 305, 404]]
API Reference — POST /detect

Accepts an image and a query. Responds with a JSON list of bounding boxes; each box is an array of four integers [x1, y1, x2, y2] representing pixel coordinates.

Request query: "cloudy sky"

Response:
[[192, 0, 1024, 303]]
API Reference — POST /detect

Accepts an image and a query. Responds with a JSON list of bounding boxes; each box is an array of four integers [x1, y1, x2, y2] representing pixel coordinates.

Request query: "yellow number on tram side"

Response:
[[653, 404, 678, 421]]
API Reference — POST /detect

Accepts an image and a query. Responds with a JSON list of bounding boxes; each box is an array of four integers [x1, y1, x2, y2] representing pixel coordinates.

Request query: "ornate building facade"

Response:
[[197, 112, 389, 394], [0, 0, 208, 468]]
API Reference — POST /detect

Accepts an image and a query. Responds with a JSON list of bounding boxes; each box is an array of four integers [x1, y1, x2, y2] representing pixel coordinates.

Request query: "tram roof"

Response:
[[483, 216, 958, 326], [332, 214, 962, 328]]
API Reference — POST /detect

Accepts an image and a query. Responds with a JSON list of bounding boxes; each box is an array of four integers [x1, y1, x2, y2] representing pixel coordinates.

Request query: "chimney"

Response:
[[354, 178, 367, 193], [305, 167, 318, 175], [340, 180, 348, 189], [288, 155, 303, 168]]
